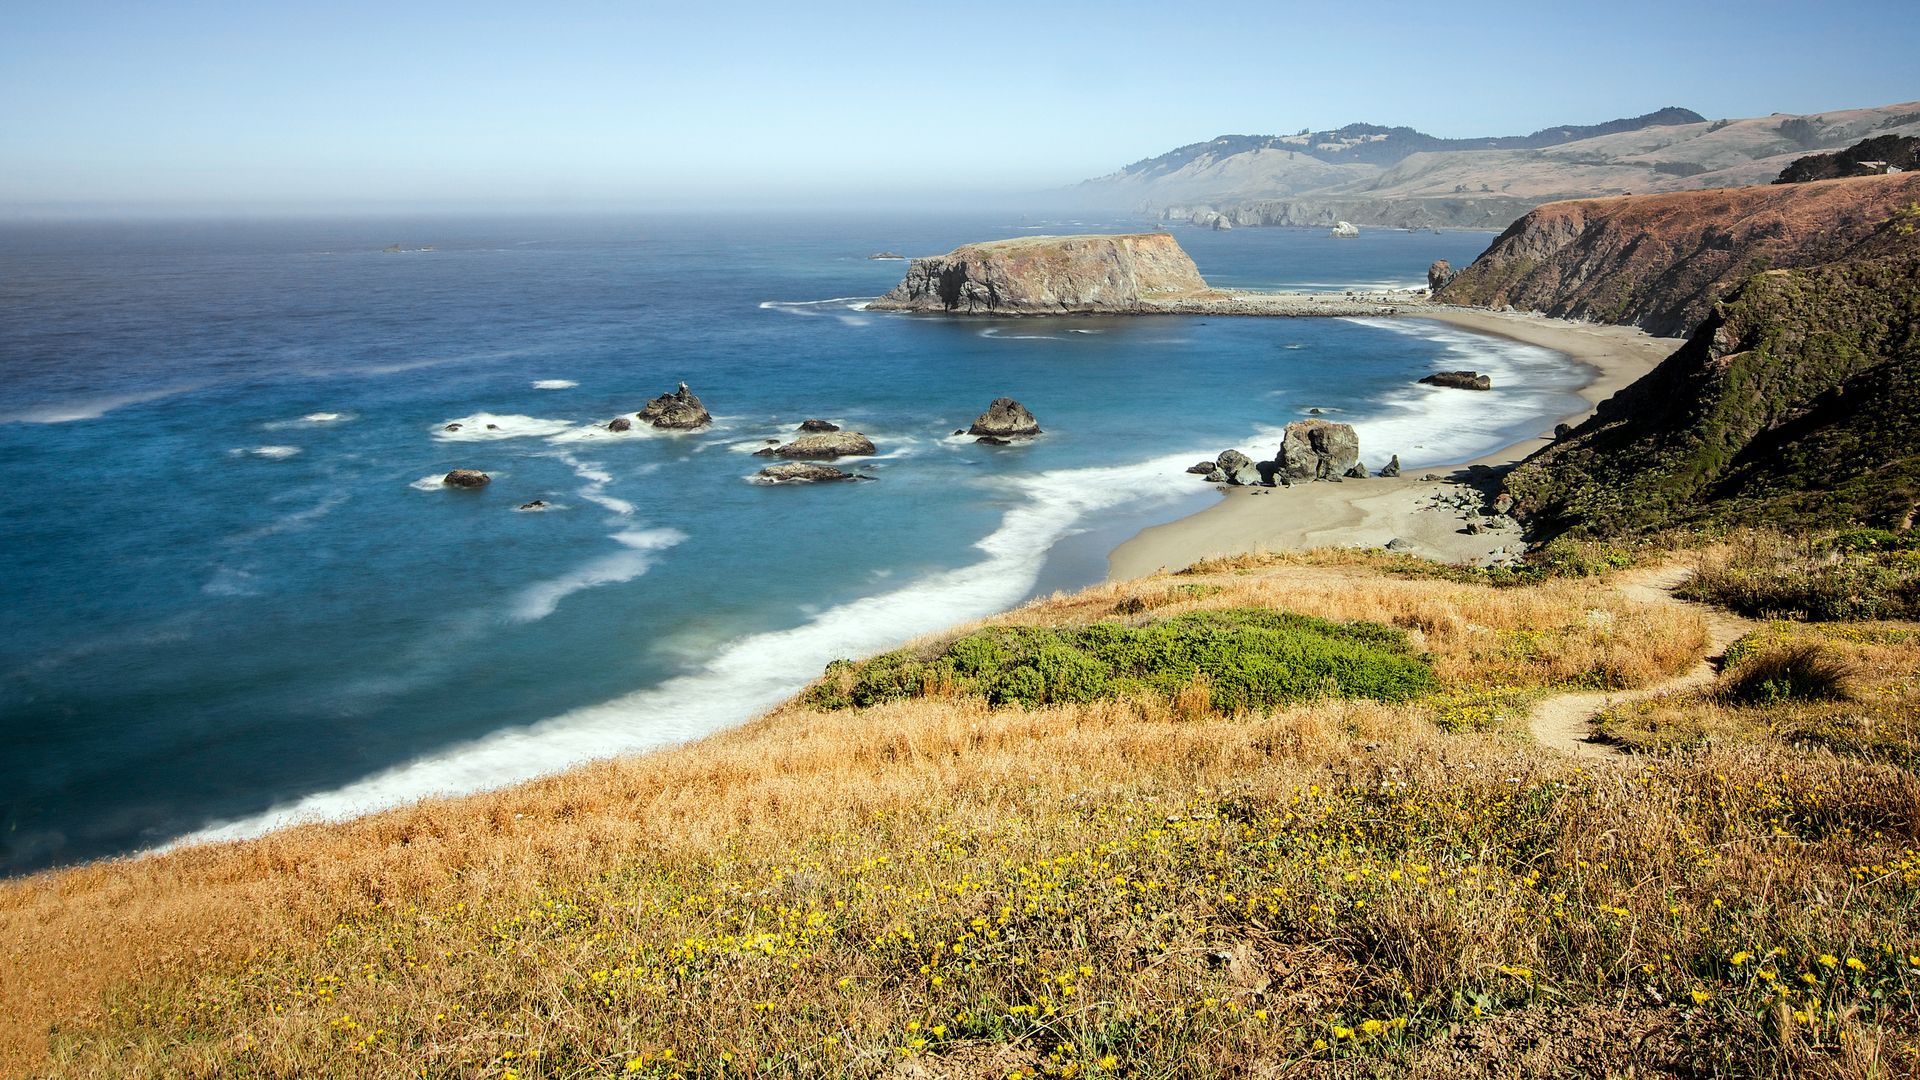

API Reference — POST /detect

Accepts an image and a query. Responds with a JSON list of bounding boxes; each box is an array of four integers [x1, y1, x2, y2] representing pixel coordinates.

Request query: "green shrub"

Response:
[[1717, 641, 1859, 704], [806, 608, 1435, 713]]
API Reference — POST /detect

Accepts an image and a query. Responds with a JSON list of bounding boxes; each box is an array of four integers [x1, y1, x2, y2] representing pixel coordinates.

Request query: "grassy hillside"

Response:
[[7, 548, 1920, 1077], [1504, 252, 1920, 537]]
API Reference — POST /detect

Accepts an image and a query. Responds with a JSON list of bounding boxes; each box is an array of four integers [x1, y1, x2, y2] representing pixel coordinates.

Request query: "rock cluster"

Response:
[[754, 463, 862, 484], [1419, 370, 1493, 391], [637, 383, 711, 430], [968, 398, 1042, 438], [755, 432, 877, 459]]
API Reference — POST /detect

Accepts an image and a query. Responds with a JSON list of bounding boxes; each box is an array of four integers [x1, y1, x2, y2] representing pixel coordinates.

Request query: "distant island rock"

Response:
[[1419, 370, 1493, 391], [755, 431, 877, 459], [637, 382, 711, 430], [1330, 221, 1360, 238], [443, 469, 491, 489], [967, 398, 1042, 437], [867, 233, 1211, 315], [867, 252, 906, 260], [754, 462, 864, 483]]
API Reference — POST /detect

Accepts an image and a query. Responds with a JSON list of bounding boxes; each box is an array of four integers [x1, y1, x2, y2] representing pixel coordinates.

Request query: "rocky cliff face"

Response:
[[1504, 253, 1920, 536], [869, 234, 1211, 314], [1437, 173, 1920, 336]]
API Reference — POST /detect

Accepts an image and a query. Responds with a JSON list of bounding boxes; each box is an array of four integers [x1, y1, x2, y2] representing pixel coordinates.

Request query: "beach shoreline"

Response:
[[1107, 306, 1684, 579]]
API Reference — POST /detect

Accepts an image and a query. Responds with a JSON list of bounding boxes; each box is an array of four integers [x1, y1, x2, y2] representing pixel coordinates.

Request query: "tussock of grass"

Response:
[[1718, 641, 1860, 704], [806, 608, 1435, 713], [11, 554, 1913, 1079]]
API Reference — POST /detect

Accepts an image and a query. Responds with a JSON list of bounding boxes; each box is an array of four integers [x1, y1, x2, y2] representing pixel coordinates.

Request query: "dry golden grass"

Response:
[[6, 554, 1913, 1080]]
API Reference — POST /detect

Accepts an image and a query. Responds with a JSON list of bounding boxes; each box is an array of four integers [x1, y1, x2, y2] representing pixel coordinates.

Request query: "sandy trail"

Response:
[[1528, 563, 1761, 758]]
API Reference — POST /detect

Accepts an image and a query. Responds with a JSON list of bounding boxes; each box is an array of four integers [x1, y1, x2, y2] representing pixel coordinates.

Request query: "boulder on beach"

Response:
[[1214, 449, 1263, 487], [798, 418, 840, 433], [1419, 370, 1493, 391], [968, 398, 1042, 437], [1345, 463, 1370, 479], [754, 462, 862, 484], [754, 431, 877, 459], [638, 382, 711, 429], [1276, 420, 1360, 482], [1379, 454, 1402, 478], [443, 469, 491, 489]]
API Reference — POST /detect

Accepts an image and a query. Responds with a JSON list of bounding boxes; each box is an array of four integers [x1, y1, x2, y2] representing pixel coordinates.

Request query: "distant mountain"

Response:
[[1078, 101, 1920, 231], [1117, 108, 1705, 178]]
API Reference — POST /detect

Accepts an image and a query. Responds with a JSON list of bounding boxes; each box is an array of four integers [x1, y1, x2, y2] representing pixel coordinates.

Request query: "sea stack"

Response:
[[637, 382, 711, 430], [1276, 420, 1361, 482], [868, 234, 1210, 315], [442, 469, 491, 489], [967, 398, 1042, 438], [755, 432, 877, 459]]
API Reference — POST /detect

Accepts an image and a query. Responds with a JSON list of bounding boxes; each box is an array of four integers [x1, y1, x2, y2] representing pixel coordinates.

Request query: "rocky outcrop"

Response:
[[754, 463, 862, 484], [1419, 371, 1492, 391], [798, 419, 840, 433], [1379, 455, 1402, 478], [1505, 253, 1920, 535], [1436, 173, 1920, 336], [755, 432, 877, 459], [968, 398, 1042, 437], [1213, 449, 1263, 486], [1329, 221, 1360, 238], [443, 470, 491, 489], [1276, 420, 1360, 482], [1427, 260, 1457, 293], [1186, 460, 1218, 475], [868, 234, 1211, 314], [638, 383, 711, 430]]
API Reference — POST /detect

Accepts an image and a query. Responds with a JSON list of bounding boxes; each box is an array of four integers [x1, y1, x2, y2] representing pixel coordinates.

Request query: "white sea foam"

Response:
[[434, 413, 576, 440], [532, 379, 579, 390], [233, 445, 302, 459], [303, 411, 349, 422], [410, 474, 459, 491], [168, 448, 1209, 847], [507, 528, 686, 622], [1, 384, 204, 424], [550, 452, 643, 516], [758, 298, 874, 326]]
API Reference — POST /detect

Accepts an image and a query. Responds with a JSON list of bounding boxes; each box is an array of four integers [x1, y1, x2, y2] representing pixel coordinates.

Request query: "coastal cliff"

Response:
[[869, 233, 1213, 314], [1437, 173, 1920, 336], [1505, 253, 1920, 536]]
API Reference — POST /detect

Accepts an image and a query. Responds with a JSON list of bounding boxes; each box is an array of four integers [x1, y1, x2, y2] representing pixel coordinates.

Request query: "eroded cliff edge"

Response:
[[869, 233, 1215, 314], [1437, 173, 1920, 337]]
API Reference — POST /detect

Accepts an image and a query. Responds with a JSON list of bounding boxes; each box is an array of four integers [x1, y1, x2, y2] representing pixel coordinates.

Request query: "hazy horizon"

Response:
[[5, 0, 1918, 219]]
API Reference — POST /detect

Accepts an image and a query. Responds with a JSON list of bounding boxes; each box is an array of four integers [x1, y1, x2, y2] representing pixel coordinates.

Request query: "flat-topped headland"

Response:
[[869, 232, 1419, 317]]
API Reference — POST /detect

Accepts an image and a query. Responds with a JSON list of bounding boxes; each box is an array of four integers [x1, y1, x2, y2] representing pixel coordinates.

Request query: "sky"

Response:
[[3, 0, 1917, 215]]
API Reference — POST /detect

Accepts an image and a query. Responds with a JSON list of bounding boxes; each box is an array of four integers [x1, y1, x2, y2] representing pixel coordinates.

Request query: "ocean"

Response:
[[0, 213, 1582, 875]]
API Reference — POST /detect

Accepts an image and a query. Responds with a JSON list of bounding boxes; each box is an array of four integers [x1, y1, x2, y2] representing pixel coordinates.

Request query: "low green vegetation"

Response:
[[1682, 529, 1920, 621], [806, 608, 1435, 713]]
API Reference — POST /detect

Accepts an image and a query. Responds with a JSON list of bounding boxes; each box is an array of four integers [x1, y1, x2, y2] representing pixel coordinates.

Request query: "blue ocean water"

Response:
[[0, 214, 1572, 875]]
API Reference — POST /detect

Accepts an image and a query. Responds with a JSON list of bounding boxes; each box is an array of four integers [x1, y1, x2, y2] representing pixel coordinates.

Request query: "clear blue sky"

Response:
[[3, 0, 1915, 213]]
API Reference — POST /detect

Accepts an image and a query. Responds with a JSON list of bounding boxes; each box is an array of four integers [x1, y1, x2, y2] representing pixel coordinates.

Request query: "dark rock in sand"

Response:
[[968, 397, 1042, 437], [443, 469, 491, 489], [638, 382, 711, 429], [1385, 538, 1415, 551], [1276, 420, 1361, 482], [755, 462, 862, 484], [1345, 463, 1369, 479], [1186, 460, 1218, 475], [976, 435, 1012, 446], [1464, 521, 1485, 535], [1214, 449, 1263, 487], [798, 419, 840, 433], [1419, 370, 1492, 391], [754, 431, 877, 459], [1379, 455, 1402, 478], [608, 417, 632, 432]]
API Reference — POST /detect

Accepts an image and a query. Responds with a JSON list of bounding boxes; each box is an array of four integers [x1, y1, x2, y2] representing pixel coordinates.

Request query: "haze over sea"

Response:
[[0, 214, 1579, 875]]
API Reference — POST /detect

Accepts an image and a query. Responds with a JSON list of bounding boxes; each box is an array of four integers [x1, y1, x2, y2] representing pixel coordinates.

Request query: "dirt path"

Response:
[[1528, 562, 1761, 758]]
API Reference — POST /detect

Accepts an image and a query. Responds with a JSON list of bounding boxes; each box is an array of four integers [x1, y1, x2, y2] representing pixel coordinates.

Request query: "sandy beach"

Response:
[[1108, 306, 1685, 579]]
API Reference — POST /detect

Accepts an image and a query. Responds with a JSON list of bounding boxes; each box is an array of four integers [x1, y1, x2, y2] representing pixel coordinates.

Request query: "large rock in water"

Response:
[[968, 398, 1042, 437], [1276, 420, 1361, 482], [1420, 370, 1493, 391], [443, 469, 491, 489], [754, 463, 861, 484], [638, 382, 711, 429], [755, 432, 877, 459], [867, 233, 1210, 314]]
